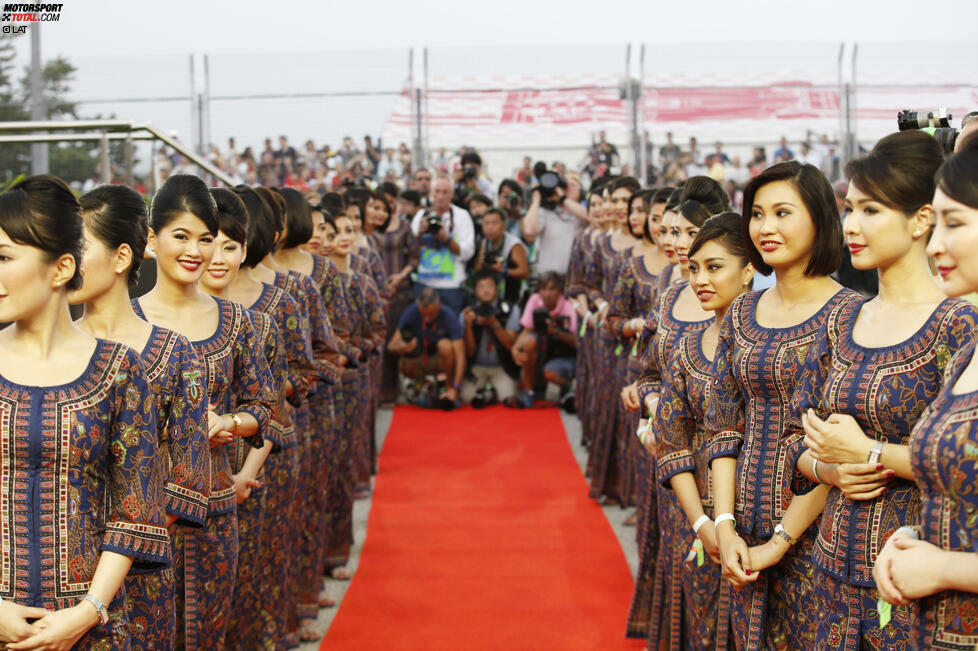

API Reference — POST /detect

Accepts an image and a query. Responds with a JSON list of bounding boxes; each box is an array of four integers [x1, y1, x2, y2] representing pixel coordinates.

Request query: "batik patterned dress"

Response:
[[566, 227, 592, 445], [907, 338, 978, 650], [584, 233, 633, 501], [0, 341, 170, 649], [608, 253, 668, 509], [703, 288, 858, 650], [371, 218, 420, 401], [628, 281, 712, 640], [126, 326, 209, 651], [134, 296, 276, 650], [656, 328, 726, 651], [353, 245, 391, 303], [788, 297, 977, 650], [248, 282, 316, 645]]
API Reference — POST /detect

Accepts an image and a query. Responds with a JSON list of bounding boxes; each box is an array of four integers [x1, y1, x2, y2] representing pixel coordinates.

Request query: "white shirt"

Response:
[[410, 204, 475, 288]]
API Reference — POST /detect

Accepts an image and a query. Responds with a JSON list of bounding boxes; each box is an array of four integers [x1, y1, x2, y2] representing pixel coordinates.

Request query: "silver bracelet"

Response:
[[812, 457, 823, 483]]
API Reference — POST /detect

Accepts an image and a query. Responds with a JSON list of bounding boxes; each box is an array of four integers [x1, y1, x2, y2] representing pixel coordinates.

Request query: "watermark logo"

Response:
[[2, 3, 62, 33]]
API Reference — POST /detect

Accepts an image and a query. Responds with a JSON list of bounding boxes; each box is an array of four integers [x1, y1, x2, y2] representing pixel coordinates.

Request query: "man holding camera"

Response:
[[521, 168, 587, 275], [388, 288, 466, 407], [510, 271, 578, 407], [472, 208, 529, 305], [410, 175, 476, 314], [459, 271, 523, 407]]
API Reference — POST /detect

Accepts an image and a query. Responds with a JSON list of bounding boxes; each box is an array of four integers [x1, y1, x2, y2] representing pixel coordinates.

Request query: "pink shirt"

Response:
[[519, 294, 578, 332]]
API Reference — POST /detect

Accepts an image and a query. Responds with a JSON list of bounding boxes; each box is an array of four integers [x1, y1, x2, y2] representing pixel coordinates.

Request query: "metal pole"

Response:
[[837, 42, 845, 169], [189, 54, 196, 153], [100, 130, 110, 184], [124, 134, 133, 186], [203, 54, 211, 156], [850, 43, 859, 160], [29, 23, 49, 175], [423, 46, 429, 167], [638, 43, 647, 186]]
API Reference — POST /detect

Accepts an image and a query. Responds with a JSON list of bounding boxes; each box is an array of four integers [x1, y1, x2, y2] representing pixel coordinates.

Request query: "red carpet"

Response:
[[322, 405, 644, 650]]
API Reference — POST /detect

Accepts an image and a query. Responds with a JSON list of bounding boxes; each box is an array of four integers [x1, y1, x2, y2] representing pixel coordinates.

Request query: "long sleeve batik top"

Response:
[[134, 296, 276, 516], [703, 288, 858, 538], [906, 337, 978, 649], [140, 325, 210, 527], [0, 341, 170, 610], [608, 255, 668, 376], [789, 297, 977, 586]]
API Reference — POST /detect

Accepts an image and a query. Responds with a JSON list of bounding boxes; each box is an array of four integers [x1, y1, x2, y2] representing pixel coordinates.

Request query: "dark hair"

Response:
[[253, 186, 285, 237], [151, 174, 218, 236], [741, 161, 843, 276], [460, 151, 482, 167], [845, 130, 944, 216], [378, 181, 400, 200], [233, 186, 277, 267], [345, 187, 370, 219], [538, 270, 565, 292], [664, 186, 684, 214], [79, 184, 147, 288], [472, 269, 498, 287], [276, 187, 314, 248], [210, 187, 249, 247], [417, 286, 440, 306], [398, 189, 420, 209], [627, 189, 654, 240], [651, 186, 676, 206], [688, 211, 751, 267], [368, 191, 393, 232], [679, 176, 731, 228], [936, 136, 978, 210], [0, 174, 84, 290], [498, 179, 522, 200], [467, 193, 492, 210], [608, 176, 641, 197], [319, 192, 346, 219]]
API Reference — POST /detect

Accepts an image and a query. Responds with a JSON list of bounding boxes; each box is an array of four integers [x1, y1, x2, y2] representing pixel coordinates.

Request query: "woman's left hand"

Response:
[[802, 410, 873, 465], [889, 537, 948, 600], [7, 604, 98, 651]]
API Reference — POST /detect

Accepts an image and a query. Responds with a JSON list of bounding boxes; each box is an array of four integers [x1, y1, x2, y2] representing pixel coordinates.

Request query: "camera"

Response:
[[897, 108, 959, 155], [483, 251, 500, 268], [423, 210, 443, 235], [460, 165, 478, 182], [531, 165, 568, 209], [471, 385, 498, 409], [400, 325, 423, 358], [474, 302, 495, 320], [532, 308, 567, 333]]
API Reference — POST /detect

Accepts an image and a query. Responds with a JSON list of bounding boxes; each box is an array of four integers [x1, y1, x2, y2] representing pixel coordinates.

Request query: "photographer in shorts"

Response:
[[472, 208, 529, 305], [509, 271, 578, 409], [459, 271, 523, 408], [410, 175, 475, 313], [388, 288, 466, 409]]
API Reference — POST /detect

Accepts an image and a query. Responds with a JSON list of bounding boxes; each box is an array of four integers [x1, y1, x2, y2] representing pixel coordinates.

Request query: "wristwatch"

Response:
[[81, 593, 109, 626], [867, 440, 885, 465], [773, 522, 798, 546], [230, 413, 242, 433]]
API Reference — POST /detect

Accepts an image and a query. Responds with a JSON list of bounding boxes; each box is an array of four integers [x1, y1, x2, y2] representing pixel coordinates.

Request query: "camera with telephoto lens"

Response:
[[483, 251, 500, 268], [897, 108, 959, 155], [474, 302, 495, 320], [400, 325, 423, 358], [460, 165, 478, 182], [471, 385, 498, 409], [424, 210, 443, 235], [532, 308, 569, 333], [531, 167, 568, 210]]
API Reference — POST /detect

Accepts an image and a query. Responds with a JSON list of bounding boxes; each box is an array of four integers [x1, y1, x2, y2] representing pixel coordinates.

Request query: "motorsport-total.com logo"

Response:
[[2, 3, 63, 33]]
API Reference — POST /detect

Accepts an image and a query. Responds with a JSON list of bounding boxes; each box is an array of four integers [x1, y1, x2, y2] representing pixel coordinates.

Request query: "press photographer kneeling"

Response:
[[460, 271, 523, 408], [509, 271, 578, 408], [472, 208, 529, 305], [388, 288, 466, 409]]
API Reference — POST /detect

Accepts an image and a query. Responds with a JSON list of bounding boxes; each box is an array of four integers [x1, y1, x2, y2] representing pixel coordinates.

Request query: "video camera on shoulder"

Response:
[[897, 108, 959, 155]]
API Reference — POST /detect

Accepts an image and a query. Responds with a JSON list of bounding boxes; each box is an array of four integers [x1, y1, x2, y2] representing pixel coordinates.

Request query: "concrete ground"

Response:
[[303, 407, 637, 648]]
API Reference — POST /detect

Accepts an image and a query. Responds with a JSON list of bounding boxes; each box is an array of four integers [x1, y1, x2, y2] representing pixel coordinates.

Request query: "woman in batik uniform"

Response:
[[706, 162, 858, 650], [583, 176, 640, 503], [779, 132, 975, 650], [69, 184, 210, 650], [134, 175, 276, 650], [367, 190, 419, 403], [0, 175, 169, 649], [657, 212, 755, 650], [628, 179, 724, 642], [609, 188, 672, 516], [873, 138, 978, 650]]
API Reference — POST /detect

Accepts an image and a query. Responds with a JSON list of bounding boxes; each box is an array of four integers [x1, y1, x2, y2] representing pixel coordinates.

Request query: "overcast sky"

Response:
[[15, 0, 978, 60]]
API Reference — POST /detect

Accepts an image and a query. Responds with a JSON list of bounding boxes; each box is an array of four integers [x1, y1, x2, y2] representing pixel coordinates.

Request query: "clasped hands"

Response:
[[801, 409, 893, 500]]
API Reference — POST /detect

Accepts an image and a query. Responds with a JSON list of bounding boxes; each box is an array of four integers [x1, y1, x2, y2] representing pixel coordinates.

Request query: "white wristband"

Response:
[[714, 513, 736, 528], [692, 514, 712, 534]]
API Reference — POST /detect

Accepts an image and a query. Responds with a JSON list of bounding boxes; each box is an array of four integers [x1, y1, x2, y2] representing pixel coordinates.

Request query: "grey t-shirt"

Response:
[[535, 206, 578, 274], [459, 304, 522, 368]]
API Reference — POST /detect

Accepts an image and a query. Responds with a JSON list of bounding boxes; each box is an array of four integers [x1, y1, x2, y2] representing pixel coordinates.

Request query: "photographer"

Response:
[[459, 271, 523, 407], [388, 288, 466, 407], [521, 165, 588, 275], [473, 208, 529, 305], [509, 271, 578, 407], [497, 178, 525, 236], [410, 175, 476, 313], [453, 151, 495, 208]]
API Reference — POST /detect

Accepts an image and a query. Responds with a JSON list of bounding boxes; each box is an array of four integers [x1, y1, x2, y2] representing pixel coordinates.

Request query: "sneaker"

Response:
[[504, 389, 534, 409]]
